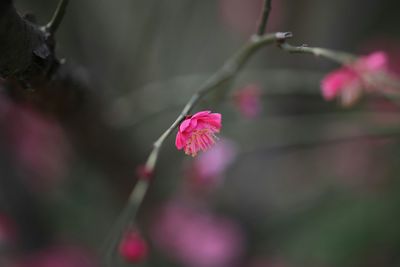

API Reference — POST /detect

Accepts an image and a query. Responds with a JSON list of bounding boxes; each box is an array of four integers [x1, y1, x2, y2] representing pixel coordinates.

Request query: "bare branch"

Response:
[[279, 42, 356, 64], [257, 0, 272, 36]]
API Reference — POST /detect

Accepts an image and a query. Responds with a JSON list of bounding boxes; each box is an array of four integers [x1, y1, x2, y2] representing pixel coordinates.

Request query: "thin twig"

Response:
[[45, 0, 69, 35], [280, 42, 356, 64], [241, 125, 400, 158], [279, 42, 356, 64], [103, 31, 292, 266], [257, 0, 272, 36]]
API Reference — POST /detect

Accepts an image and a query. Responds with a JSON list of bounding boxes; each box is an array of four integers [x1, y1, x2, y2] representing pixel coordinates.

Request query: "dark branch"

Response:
[[257, 0, 272, 36]]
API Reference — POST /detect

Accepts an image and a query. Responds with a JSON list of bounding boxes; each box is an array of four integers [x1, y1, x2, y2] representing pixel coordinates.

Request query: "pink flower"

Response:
[[119, 230, 148, 263], [361, 37, 400, 75], [321, 68, 359, 101], [5, 105, 70, 190], [321, 51, 389, 106], [189, 139, 237, 189], [234, 84, 263, 118], [151, 201, 245, 267], [176, 111, 222, 157]]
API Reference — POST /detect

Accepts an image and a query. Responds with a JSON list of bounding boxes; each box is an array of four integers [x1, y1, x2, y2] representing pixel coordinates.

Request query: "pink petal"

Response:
[[362, 51, 388, 71], [179, 118, 192, 132], [192, 110, 211, 119], [175, 132, 185, 150], [199, 113, 221, 130], [321, 68, 358, 100], [190, 118, 198, 129]]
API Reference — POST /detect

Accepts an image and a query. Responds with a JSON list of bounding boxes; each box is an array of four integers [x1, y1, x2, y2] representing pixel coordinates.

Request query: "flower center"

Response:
[[184, 127, 219, 157]]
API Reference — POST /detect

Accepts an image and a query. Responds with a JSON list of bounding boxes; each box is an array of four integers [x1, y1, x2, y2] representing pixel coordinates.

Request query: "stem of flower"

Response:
[[103, 31, 292, 266]]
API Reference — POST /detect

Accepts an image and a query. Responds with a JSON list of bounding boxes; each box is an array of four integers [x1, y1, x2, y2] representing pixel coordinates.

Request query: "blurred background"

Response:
[[1, 0, 400, 266]]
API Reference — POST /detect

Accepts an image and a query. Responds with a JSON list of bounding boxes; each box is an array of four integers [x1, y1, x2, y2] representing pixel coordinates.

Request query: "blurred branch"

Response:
[[279, 42, 356, 64], [44, 0, 69, 35], [104, 31, 292, 266], [241, 123, 400, 158], [257, 0, 272, 36]]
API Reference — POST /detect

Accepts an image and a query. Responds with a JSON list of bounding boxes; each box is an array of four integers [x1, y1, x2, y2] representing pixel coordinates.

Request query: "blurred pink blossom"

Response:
[[12, 245, 99, 267], [118, 230, 148, 263], [1, 101, 71, 190], [176, 111, 222, 157], [188, 139, 237, 189], [360, 37, 400, 75], [321, 51, 391, 106], [151, 201, 245, 267], [234, 84, 263, 119]]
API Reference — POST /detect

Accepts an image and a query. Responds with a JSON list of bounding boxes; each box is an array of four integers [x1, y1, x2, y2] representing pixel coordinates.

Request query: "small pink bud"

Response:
[[234, 84, 262, 118], [119, 231, 148, 263], [136, 165, 153, 181]]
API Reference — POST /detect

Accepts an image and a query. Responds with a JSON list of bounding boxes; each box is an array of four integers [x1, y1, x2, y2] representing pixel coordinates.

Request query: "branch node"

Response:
[[276, 31, 293, 40]]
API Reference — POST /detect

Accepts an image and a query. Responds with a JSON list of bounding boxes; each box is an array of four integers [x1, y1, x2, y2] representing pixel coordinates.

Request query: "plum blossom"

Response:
[[188, 139, 237, 189], [176, 111, 222, 157], [321, 51, 391, 106], [151, 201, 245, 267], [118, 230, 148, 263], [234, 84, 263, 118], [361, 37, 400, 75]]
